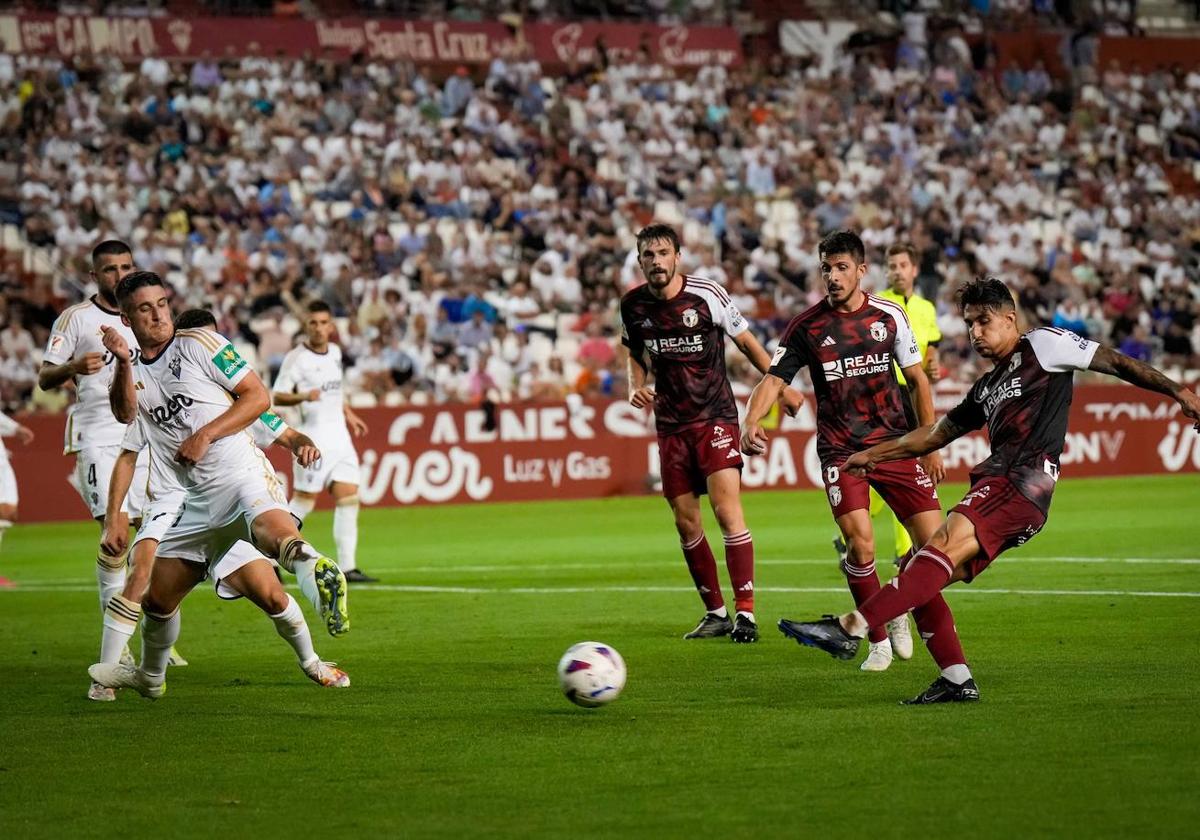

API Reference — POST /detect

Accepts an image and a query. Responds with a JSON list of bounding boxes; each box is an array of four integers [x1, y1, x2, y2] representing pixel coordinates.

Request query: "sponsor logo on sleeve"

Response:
[[770, 345, 788, 366], [48, 335, 65, 354], [260, 411, 284, 431], [213, 344, 247, 379]]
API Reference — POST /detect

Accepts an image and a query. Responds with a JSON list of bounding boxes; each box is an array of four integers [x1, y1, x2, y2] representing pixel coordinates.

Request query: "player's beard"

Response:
[[97, 285, 119, 309], [646, 266, 674, 291]]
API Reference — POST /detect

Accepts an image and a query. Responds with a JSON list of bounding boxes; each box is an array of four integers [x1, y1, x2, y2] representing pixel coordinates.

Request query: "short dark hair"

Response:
[[306, 300, 333, 315], [956, 276, 1016, 312], [115, 271, 167, 309], [818, 230, 866, 265], [174, 308, 217, 330], [92, 239, 132, 265], [635, 223, 680, 255], [885, 242, 919, 264]]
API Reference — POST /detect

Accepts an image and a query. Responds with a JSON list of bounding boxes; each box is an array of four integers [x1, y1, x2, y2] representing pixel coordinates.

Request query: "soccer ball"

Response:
[[557, 641, 627, 708]]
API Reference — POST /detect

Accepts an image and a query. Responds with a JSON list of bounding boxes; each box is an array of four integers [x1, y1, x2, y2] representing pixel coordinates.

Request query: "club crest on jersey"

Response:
[[869, 321, 887, 342], [828, 485, 842, 507], [168, 354, 182, 379], [682, 308, 698, 328]]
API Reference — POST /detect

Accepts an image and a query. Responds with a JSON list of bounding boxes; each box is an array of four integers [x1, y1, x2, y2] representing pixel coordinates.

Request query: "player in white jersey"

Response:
[[88, 274, 350, 699], [96, 308, 330, 676], [0, 410, 34, 587], [273, 300, 376, 583], [37, 240, 152, 701]]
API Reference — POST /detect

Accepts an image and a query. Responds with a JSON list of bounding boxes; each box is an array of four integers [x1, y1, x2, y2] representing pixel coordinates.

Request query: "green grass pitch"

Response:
[[1, 475, 1197, 838]]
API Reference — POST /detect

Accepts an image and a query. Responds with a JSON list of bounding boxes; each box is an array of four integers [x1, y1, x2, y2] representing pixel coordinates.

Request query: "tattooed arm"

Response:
[[842, 416, 970, 477], [1089, 346, 1200, 431]]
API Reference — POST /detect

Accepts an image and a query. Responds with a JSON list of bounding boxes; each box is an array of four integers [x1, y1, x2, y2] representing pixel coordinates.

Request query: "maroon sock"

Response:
[[912, 593, 967, 670], [842, 558, 888, 643], [858, 546, 954, 631], [723, 530, 754, 614], [681, 534, 725, 612]]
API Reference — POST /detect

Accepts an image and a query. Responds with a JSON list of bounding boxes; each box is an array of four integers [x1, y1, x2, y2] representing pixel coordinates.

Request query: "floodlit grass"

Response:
[[1, 475, 1197, 837]]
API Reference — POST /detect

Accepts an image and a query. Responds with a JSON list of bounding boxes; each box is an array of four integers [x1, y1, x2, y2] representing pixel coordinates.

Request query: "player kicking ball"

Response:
[[777, 277, 1200, 703], [620, 223, 803, 643], [273, 301, 376, 583], [88, 273, 350, 699]]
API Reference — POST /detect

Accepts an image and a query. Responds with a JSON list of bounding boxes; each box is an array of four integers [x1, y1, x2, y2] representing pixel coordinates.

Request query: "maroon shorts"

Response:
[[822, 457, 941, 521], [658, 421, 744, 499], [951, 475, 1047, 581]]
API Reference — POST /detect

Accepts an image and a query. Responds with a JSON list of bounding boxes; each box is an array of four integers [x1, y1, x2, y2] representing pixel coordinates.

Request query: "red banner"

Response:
[[6, 386, 1198, 523], [0, 14, 742, 68]]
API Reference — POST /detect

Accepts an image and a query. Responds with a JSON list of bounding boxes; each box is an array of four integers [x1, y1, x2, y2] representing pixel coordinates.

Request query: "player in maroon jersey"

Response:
[[740, 230, 945, 673], [778, 276, 1200, 703], [621, 223, 803, 643]]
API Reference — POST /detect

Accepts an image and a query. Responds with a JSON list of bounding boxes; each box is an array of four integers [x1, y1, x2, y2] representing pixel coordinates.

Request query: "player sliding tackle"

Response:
[[93, 309, 334, 681], [89, 273, 350, 699], [620, 223, 803, 643], [776, 277, 1200, 704], [742, 231, 944, 672]]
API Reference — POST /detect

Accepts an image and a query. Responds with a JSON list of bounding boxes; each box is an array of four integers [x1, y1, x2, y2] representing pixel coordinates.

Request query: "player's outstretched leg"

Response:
[[224, 553, 349, 688], [253, 508, 349, 637]]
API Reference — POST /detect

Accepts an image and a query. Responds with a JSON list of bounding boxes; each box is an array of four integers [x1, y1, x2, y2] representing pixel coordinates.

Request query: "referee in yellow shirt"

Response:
[[837, 242, 947, 563]]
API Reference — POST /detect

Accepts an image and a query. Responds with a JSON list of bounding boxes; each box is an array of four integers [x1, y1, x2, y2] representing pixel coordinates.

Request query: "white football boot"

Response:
[[887, 614, 914, 661], [860, 640, 895, 672], [88, 663, 165, 699]]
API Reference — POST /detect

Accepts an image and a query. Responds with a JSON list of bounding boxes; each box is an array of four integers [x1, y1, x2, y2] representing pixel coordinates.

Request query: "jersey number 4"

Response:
[[87, 464, 97, 487]]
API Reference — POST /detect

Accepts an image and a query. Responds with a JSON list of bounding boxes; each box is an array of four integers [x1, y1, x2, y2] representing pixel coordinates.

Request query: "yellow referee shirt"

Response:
[[877, 288, 941, 385]]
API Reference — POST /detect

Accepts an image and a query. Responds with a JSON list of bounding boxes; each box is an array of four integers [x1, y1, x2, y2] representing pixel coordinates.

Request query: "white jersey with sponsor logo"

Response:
[[132, 328, 266, 490], [121, 409, 290, 503], [273, 343, 352, 447], [42, 297, 139, 453]]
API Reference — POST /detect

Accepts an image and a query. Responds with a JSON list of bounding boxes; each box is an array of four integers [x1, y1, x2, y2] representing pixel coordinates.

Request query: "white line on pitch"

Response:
[[3, 584, 1198, 598], [7, 554, 1200, 585]]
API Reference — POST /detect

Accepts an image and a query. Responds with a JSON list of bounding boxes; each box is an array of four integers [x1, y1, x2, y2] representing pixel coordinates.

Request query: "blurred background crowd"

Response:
[[1, 0, 1198, 414]]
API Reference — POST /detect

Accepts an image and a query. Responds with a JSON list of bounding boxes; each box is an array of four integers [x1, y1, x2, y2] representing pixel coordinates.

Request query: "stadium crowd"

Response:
[[1, 6, 1199, 413]]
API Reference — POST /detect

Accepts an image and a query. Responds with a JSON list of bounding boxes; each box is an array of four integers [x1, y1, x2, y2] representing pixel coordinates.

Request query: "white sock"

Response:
[[708, 605, 728, 618], [101, 594, 141, 664], [333, 496, 359, 572], [270, 594, 317, 665], [736, 610, 756, 624], [0, 519, 11, 552], [941, 664, 972, 685], [95, 556, 126, 613], [288, 495, 315, 522], [140, 609, 180, 681], [292, 558, 323, 614]]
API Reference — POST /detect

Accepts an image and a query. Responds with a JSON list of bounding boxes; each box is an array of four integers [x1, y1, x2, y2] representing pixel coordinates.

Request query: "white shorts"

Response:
[[293, 438, 360, 494], [73, 445, 150, 520], [211, 539, 278, 601], [0, 456, 16, 507], [155, 461, 290, 567], [131, 492, 187, 548]]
